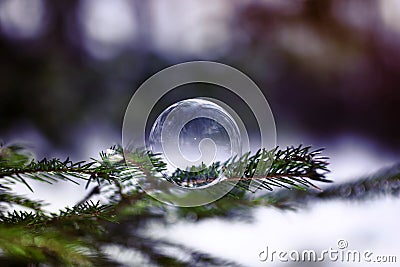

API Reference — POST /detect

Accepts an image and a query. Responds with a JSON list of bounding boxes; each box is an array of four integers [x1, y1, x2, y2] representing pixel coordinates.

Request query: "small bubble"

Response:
[[148, 98, 241, 188]]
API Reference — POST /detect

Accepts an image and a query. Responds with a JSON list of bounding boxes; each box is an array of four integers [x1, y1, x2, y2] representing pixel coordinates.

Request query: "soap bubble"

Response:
[[148, 98, 241, 188], [122, 61, 276, 207]]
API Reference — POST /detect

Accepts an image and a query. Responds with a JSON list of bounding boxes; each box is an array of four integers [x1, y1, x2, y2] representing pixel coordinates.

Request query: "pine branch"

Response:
[[0, 226, 97, 266], [0, 157, 107, 190], [0, 200, 115, 228], [317, 163, 400, 200], [166, 145, 331, 192], [266, 163, 400, 210], [0, 142, 332, 266], [0, 191, 45, 212], [104, 238, 244, 267]]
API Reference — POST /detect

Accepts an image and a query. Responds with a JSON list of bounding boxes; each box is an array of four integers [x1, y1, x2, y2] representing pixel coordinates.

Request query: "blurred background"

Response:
[[1, 0, 400, 266]]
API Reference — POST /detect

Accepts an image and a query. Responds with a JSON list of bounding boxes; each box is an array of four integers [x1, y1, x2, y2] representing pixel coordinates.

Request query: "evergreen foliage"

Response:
[[0, 141, 393, 266]]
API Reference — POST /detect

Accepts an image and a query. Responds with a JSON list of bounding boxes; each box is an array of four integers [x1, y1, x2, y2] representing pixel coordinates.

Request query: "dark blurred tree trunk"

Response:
[[43, 0, 85, 62]]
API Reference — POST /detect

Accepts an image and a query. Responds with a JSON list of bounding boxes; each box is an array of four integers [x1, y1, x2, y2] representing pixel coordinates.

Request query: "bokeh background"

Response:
[[1, 0, 400, 266]]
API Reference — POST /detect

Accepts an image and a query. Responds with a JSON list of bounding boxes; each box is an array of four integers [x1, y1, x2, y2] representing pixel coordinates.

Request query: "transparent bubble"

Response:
[[148, 98, 242, 188]]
